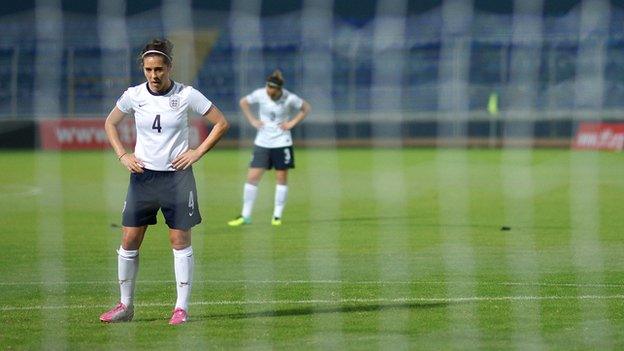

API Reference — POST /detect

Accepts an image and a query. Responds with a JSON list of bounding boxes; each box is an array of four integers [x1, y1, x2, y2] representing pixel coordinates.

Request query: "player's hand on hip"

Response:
[[251, 119, 264, 129], [172, 149, 201, 170], [120, 154, 145, 173], [280, 121, 294, 130]]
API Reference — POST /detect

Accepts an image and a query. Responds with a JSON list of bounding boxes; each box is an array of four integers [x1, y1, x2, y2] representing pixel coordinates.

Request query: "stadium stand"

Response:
[[0, 1, 622, 141]]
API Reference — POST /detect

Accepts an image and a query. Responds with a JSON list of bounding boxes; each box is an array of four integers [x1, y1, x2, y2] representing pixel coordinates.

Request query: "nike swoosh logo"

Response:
[[138, 103, 146, 107]]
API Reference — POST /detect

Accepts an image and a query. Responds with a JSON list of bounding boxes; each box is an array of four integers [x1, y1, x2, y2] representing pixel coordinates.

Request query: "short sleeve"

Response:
[[244, 89, 262, 104], [116, 89, 134, 114], [188, 88, 213, 116], [287, 93, 304, 111]]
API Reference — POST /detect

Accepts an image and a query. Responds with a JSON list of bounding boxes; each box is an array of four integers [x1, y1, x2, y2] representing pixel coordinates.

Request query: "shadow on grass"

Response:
[[196, 301, 449, 320]]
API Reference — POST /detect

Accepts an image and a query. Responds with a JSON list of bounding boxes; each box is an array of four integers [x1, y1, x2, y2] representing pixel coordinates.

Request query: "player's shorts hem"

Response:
[[273, 165, 295, 170], [165, 218, 202, 231], [121, 219, 158, 227]]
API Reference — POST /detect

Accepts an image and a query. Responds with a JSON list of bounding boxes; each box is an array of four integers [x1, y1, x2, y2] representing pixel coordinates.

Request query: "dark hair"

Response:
[[138, 38, 174, 67], [266, 69, 284, 88]]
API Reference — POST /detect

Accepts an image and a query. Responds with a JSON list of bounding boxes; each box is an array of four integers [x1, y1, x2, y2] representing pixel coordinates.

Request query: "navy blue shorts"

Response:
[[250, 145, 295, 170], [122, 167, 201, 230]]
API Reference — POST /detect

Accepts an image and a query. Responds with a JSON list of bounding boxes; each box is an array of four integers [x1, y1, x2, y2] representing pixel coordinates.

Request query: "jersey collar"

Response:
[[267, 89, 287, 103], [145, 80, 175, 96]]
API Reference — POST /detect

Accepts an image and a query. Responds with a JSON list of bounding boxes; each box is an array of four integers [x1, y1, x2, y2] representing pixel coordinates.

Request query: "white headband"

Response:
[[266, 81, 282, 88], [141, 50, 172, 62]]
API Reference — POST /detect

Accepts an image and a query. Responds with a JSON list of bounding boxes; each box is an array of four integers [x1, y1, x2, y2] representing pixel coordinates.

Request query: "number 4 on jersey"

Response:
[[152, 114, 162, 133]]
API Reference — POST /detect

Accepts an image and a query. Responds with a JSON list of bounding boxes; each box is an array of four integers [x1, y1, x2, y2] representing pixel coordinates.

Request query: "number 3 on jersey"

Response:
[[152, 114, 162, 133]]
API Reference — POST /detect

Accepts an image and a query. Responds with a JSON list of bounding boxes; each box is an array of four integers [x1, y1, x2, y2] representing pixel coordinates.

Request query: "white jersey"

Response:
[[116, 81, 212, 171], [245, 88, 304, 148]]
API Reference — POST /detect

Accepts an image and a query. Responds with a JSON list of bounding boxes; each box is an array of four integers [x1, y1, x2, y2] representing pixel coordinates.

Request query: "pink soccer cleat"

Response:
[[169, 308, 188, 325], [99, 302, 134, 323]]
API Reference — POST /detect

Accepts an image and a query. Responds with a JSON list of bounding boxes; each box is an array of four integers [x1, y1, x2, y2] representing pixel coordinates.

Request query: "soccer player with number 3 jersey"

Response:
[[100, 39, 229, 325], [228, 70, 311, 227]]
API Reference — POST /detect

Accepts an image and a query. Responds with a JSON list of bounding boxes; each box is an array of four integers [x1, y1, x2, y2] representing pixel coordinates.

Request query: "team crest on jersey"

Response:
[[169, 95, 180, 109]]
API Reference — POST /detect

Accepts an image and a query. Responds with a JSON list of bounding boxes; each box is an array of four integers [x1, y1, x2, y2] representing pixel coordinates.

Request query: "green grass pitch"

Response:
[[1, 148, 623, 349]]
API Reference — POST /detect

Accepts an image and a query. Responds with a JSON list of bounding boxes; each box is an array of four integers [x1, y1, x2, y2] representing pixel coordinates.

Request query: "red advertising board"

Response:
[[39, 118, 208, 150], [572, 122, 624, 151]]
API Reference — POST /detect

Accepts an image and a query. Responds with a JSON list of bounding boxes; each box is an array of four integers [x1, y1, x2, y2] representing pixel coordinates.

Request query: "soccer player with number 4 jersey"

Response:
[[228, 70, 311, 227], [100, 39, 229, 325]]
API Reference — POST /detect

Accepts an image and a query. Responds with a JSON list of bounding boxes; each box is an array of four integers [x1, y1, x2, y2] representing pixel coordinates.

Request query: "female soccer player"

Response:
[[228, 70, 311, 226], [100, 39, 229, 325]]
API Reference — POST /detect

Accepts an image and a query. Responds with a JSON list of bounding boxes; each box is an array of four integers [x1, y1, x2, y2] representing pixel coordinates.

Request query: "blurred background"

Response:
[[0, 0, 622, 147], [2, 2, 623, 348]]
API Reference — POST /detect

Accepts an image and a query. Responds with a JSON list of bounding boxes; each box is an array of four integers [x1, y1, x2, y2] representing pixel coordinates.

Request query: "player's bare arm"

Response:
[[172, 105, 229, 170], [281, 100, 311, 131], [239, 97, 263, 129], [104, 106, 145, 173]]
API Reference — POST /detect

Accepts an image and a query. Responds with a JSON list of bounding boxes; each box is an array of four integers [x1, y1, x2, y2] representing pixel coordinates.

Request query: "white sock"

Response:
[[273, 184, 288, 218], [117, 246, 139, 307], [173, 246, 194, 311], [241, 183, 258, 218]]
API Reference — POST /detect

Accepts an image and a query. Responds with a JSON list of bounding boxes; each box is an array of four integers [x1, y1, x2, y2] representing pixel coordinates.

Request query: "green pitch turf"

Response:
[[1, 148, 623, 350]]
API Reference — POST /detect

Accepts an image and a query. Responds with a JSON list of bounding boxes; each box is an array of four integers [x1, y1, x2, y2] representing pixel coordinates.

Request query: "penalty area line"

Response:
[[3, 294, 624, 312]]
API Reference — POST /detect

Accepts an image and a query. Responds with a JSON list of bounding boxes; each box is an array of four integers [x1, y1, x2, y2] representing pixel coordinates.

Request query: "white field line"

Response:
[[0, 185, 42, 197], [3, 295, 624, 312], [1, 279, 622, 288]]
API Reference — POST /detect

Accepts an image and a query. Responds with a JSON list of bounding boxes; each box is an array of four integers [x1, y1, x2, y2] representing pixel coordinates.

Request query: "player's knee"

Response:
[[247, 177, 261, 185], [276, 173, 287, 185], [169, 231, 191, 249], [121, 236, 142, 250]]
